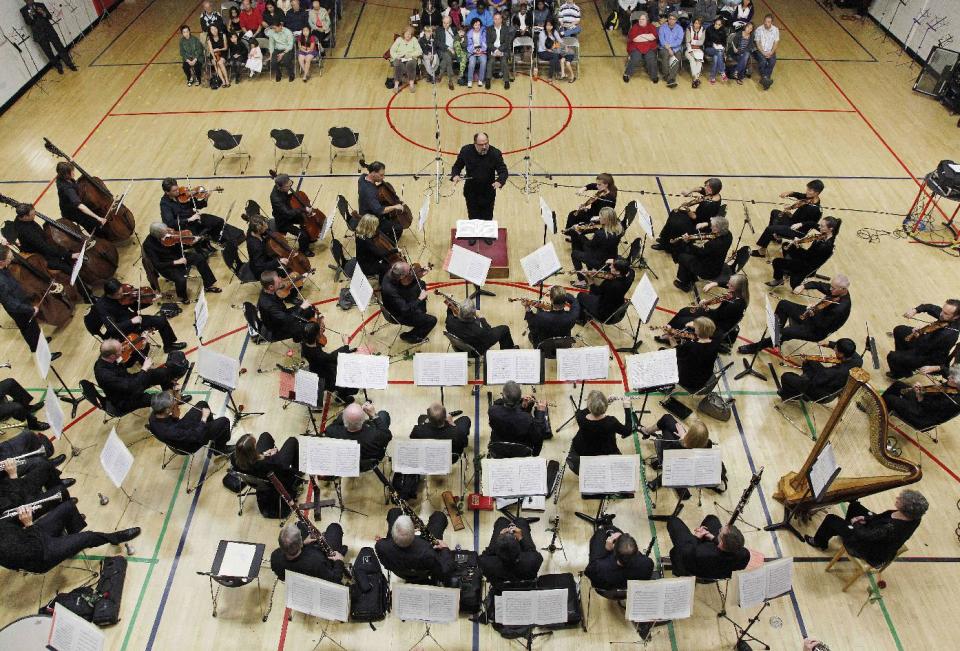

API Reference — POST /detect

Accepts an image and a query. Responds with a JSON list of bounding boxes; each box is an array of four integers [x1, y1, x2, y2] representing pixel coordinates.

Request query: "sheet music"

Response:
[[45, 384, 65, 441], [350, 263, 374, 312], [485, 349, 541, 384], [35, 327, 51, 380], [661, 577, 695, 619], [455, 219, 499, 239], [579, 455, 638, 494], [763, 557, 794, 601], [194, 286, 208, 340], [555, 346, 609, 381], [737, 565, 769, 610], [809, 442, 840, 502], [335, 353, 389, 389], [765, 294, 779, 349], [219, 542, 256, 578], [626, 349, 678, 391], [392, 439, 452, 475], [292, 369, 320, 407], [520, 242, 561, 286], [636, 202, 654, 238], [662, 448, 722, 487], [539, 196, 554, 231], [48, 602, 104, 651], [413, 352, 468, 386], [517, 457, 548, 496], [482, 457, 547, 497], [285, 571, 350, 622], [495, 495, 546, 511], [320, 204, 335, 241], [99, 428, 133, 489], [497, 589, 567, 625], [626, 578, 695, 622], [197, 347, 240, 391], [629, 273, 659, 324], [393, 585, 460, 624], [297, 436, 361, 477], [445, 244, 492, 287], [69, 240, 86, 287], [419, 195, 430, 232]]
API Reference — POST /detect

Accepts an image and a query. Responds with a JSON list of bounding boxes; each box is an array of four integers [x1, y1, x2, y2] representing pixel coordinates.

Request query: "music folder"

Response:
[[625, 577, 695, 622]]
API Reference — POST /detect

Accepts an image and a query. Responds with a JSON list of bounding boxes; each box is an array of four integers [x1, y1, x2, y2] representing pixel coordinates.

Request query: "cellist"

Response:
[[159, 178, 224, 253], [358, 161, 404, 241], [143, 223, 223, 304], [55, 162, 108, 235], [246, 214, 286, 281], [12, 203, 79, 274], [0, 243, 62, 358], [270, 174, 314, 257]]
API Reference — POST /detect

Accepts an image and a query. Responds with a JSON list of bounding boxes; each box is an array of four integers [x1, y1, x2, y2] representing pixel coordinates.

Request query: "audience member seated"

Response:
[[295, 25, 321, 81], [489, 381, 551, 456], [444, 0, 468, 30], [537, 18, 576, 81], [436, 15, 462, 90], [375, 512, 453, 584], [466, 0, 494, 29], [731, 0, 754, 29], [753, 13, 778, 90], [199, 1, 225, 34], [465, 18, 487, 88], [766, 217, 841, 290], [411, 403, 470, 460], [576, 258, 635, 323], [262, 0, 286, 28], [479, 515, 543, 586], [238, 0, 265, 37], [585, 528, 653, 590], [558, 0, 582, 37], [694, 0, 719, 24], [569, 391, 632, 474], [513, 2, 533, 38], [882, 363, 960, 430], [420, 25, 441, 83], [640, 414, 710, 491], [667, 514, 749, 580], [705, 16, 727, 83], [226, 32, 250, 84], [726, 21, 754, 84], [390, 26, 423, 93], [326, 402, 392, 466], [309, 0, 332, 47], [685, 17, 705, 88], [525, 285, 580, 349], [419, 0, 443, 28], [672, 215, 732, 293], [207, 24, 231, 86], [93, 339, 189, 414], [179, 25, 205, 87], [486, 12, 514, 89], [657, 12, 683, 88], [445, 300, 517, 355], [282, 0, 309, 33], [148, 391, 233, 455], [665, 273, 748, 340], [268, 22, 296, 82], [271, 521, 347, 582], [623, 12, 659, 83]]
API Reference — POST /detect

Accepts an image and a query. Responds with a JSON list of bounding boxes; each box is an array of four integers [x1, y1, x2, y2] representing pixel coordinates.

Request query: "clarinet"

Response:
[[267, 472, 353, 582], [642, 535, 656, 557], [1, 492, 63, 520], [371, 467, 441, 546], [726, 467, 763, 527], [551, 451, 568, 505]]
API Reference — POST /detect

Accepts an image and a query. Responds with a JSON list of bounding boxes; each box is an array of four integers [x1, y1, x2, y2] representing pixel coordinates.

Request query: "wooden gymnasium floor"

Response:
[[1, 0, 959, 649]]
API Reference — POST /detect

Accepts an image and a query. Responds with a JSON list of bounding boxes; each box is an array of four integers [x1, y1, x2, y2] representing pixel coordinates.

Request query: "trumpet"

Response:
[[1, 493, 63, 520], [0, 448, 46, 470]]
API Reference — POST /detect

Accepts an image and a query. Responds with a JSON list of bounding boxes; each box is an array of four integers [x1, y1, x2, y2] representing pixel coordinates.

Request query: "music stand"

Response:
[[735, 326, 771, 381], [196, 540, 266, 619], [278, 370, 322, 436], [197, 348, 264, 424], [3, 28, 50, 96], [649, 448, 722, 522]]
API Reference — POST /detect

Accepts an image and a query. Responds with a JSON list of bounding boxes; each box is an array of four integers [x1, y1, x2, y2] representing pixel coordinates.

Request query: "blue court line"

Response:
[[814, 2, 878, 63], [145, 332, 253, 650], [342, 2, 366, 59], [471, 281, 482, 651], [88, 0, 163, 67]]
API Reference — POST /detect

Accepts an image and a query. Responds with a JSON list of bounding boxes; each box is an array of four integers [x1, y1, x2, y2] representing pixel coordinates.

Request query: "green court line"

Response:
[[799, 402, 818, 441], [72, 553, 157, 564]]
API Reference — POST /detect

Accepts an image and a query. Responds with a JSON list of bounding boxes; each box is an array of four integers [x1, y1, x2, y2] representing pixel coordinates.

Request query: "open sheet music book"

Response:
[[292, 369, 320, 407], [494, 589, 568, 626], [625, 578, 695, 622], [285, 571, 350, 622], [445, 245, 492, 287], [626, 349, 679, 391], [737, 557, 794, 609], [809, 442, 841, 502], [481, 457, 548, 497], [218, 541, 257, 578], [485, 349, 541, 385], [520, 242, 561, 286], [197, 347, 240, 391], [393, 584, 460, 624], [662, 448, 723, 488], [413, 352, 468, 386], [48, 603, 104, 651], [629, 273, 659, 324], [297, 436, 361, 477], [392, 438, 452, 475], [335, 353, 389, 389], [556, 346, 610, 381], [455, 219, 499, 239], [579, 455, 638, 494]]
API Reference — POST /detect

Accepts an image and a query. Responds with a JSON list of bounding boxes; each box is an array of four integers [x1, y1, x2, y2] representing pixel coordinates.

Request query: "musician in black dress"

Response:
[[881, 363, 960, 430], [665, 273, 748, 340], [301, 321, 359, 405], [270, 174, 313, 256], [93, 339, 188, 413], [380, 262, 436, 343], [565, 173, 618, 230], [159, 178, 224, 249], [143, 223, 222, 304], [672, 215, 732, 293], [232, 432, 302, 516], [576, 259, 635, 323], [95, 279, 186, 353], [805, 489, 928, 568], [11, 203, 77, 274], [479, 516, 543, 586], [570, 207, 624, 280], [739, 274, 852, 354], [751, 179, 824, 258], [358, 161, 405, 241], [585, 529, 653, 590], [568, 391, 632, 474], [411, 402, 471, 459], [778, 338, 862, 402], [675, 317, 721, 392], [375, 513, 452, 583], [55, 162, 106, 235], [325, 402, 392, 465], [652, 178, 723, 254], [271, 522, 346, 582], [450, 133, 509, 221], [245, 215, 284, 282], [667, 514, 749, 580], [525, 285, 580, 348], [444, 300, 516, 354], [886, 299, 960, 379], [147, 391, 233, 454], [354, 214, 392, 279], [766, 216, 840, 289], [640, 415, 710, 491], [257, 270, 315, 342], [20, 0, 77, 74], [489, 381, 550, 456]]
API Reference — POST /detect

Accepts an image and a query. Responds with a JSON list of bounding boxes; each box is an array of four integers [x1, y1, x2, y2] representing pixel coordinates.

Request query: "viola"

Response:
[[119, 332, 150, 365], [117, 284, 158, 308], [508, 297, 571, 312], [266, 231, 312, 274], [900, 383, 960, 397], [784, 231, 829, 249], [800, 297, 837, 321], [174, 185, 224, 204], [783, 353, 841, 368], [654, 325, 698, 342], [670, 232, 719, 245], [308, 314, 328, 347], [269, 170, 325, 241], [434, 289, 461, 316], [691, 292, 734, 313], [8, 251, 76, 328], [274, 271, 314, 299], [905, 319, 950, 343], [563, 222, 603, 235], [160, 229, 203, 247]]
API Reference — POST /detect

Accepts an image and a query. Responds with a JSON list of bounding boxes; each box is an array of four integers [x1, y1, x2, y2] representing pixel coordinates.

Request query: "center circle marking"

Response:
[[444, 91, 514, 125]]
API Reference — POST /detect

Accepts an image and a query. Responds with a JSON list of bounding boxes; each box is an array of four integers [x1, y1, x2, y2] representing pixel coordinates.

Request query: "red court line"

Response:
[[891, 423, 960, 484]]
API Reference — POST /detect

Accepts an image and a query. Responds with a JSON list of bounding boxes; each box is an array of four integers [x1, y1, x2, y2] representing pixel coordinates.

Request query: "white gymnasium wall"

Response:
[[869, 0, 960, 61]]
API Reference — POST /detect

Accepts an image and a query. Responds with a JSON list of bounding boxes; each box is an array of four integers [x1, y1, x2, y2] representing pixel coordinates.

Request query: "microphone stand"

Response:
[[412, 37, 445, 205], [519, 68, 551, 195], [4, 28, 50, 96]]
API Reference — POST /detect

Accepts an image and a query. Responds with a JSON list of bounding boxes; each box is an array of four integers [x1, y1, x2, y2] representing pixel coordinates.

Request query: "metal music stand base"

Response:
[[720, 601, 772, 651], [514, 627, 553, 650], [310, 622, 347, 651], [764, 503, 805, 541], [610, 621, 662, 647], [647, 492, 687, 522], [409, 623, 446, 651], [331, 477, 366, 519], [713, 501, 764, 533], [556, 382, 586, 431], [734, 327, 769, 382], [200, 378, 265, 425], [49, 364, 85, 419]]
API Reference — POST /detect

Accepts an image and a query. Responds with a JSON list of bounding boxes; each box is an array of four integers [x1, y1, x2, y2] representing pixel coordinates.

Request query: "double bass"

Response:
[[43, 138, 135, 242], [8, 251, 76, 328], [266, 231, 312, 275], [268, 170, 326, 241], [360, 160, 412, 229]]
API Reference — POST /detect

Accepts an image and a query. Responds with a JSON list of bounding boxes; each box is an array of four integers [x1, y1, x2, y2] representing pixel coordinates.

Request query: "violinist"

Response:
[[148, 391, 233, 455], [358, 162, 405, 241], [159, 178, 224, 251], [300, 321, 359, 405], [778, 338, 862, 402], [653, 177, 723, 253], [257, 270, 316, 342], [524, 285, 580, 348], [565, 173, 618, 230], [570, 207, 624, 286], [444, 300, 516, 354], [577, 258, 635, 324], [881, 363, 960, 430], [739, 274, 852, 355], [766, 216, 840, 289], [93, 339, 189, 413], [664, 272, 748, 340], [12, 203, 79, 275], [55, 162, 107, 235], [672, 215, 732, 293], [450, 132, 509, 222], [750, 179, 824, 258], [354, 214, 392, 279], [143, 223, 223, 304], [489, 381, 550, 456], [270, 173, 313, 257], [886, 299, 960, 380], [245, 214, 285, 281], [380, 261, 437, 344], [94, 279, 187, 354], [675, 317, 721, 393], [0, 244, 61, 357]]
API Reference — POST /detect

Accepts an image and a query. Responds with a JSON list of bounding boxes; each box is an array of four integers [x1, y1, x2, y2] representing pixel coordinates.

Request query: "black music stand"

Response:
[[722, 600, 772, 651], [735, 326, 773, 382], [279, 370, 322, 437], [197, 540, 266, 619]]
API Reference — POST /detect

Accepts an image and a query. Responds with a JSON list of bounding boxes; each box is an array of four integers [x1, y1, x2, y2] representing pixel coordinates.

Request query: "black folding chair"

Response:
[[207, 129, 250, 175], [242, 302, 287, 372], [269, 128, 311, 173], [328, 127, 363, 173]]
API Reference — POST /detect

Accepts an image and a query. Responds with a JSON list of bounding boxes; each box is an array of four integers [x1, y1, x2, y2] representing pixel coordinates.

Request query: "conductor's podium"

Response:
[[449, 228, 510, 279]]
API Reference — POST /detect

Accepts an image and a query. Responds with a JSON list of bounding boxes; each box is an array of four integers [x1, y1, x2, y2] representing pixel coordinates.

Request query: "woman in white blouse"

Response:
[[685, 16, 706, 88]]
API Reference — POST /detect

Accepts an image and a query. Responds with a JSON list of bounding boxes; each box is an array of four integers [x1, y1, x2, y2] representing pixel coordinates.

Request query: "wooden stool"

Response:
[[825, 544, 907, 591]]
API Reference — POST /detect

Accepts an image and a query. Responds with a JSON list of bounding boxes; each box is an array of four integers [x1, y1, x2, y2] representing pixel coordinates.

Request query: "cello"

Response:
[[360, 160, 413, 229], [7, 251, 76, 328], [266, 231, 312, 275], [43, 138, 136, 242], [368, 231, 431, 278], [268, 170, 326, 241]]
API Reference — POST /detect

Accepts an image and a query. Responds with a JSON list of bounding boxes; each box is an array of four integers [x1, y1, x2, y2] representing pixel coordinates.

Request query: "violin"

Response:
[[269, 169, 325, 241], [8, 250, 77, 328], [117, 283, 158, 308], [434, 289, 461, 316], [564, 222, 603, 235], [570, 268, 615, 281], [265, 231, 312, 275], [782, 196, 817, 215], [691, 292, 734, 312], [174, 185, 224, 204], [160, 229, 203, 247], [508, 297, 571, 312], [905, 320, 950, 342], [654, 325, 698, 342], [670, 232, 719, 245], [678, 193, 708, 211], [800, 297, 837, 320], [901, 383, 960, 397], [307, 314, 328, 347], [119, 332, 150, 365], [274, 271, 313, 299], [784, 231, 829, 249], [575, 188, 609, 214], [783, 353, 841, 368], [171, 363, 195, 419], [44, 138, 136, 242]]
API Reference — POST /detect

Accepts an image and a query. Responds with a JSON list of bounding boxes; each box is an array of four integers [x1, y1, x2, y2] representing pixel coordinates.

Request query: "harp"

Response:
[[767, 367, 922, 539]]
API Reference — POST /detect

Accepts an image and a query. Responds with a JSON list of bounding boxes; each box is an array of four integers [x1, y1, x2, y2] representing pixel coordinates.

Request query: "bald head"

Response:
[[100, 339, 122, 360], [426, 402, 446, 427], [342, 403, 366, 431]]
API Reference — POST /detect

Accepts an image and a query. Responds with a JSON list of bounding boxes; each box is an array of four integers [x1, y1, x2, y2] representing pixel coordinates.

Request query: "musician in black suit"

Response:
[[270, 174, 313, 256], [489, 381, 551, 456], [585, 529, 653, 590], [300, 322, 359, 405], [20, 1, 77, 74], [354, 214, 392, 279], [358, 162, 405, 242], [271, 522, 346, 582], [569, 391, 632, 474], [672, 216, 733, 293], [881, 363, 960, 430], [667, 514, 749, 580], [0, 378, 49, 431], [739, 275, 852, 354], [653, 178, 723, 253], [147, 391, 233, 454], [325, 402, 392, 465], [766, 217, 840, 290], [143, 223, 222, 304], [640, 415, 710, 492], [672, 317, 721, 392], [444, 300, 516, 354], [232, 432, 302, 517], [245, 215, 284, 282], [95, 279, 186, 353], [479, 515, 542, 585], [450, 133, 509, 221], [375, 512, 452, 584], [0, 430, 54, 466], [159, 178, 224, 248], [886, 299, 960, 379], [751, 180, 824, 258], [11, 203, 77, 274], [525, 285, 580, 348], [0, 244, 61, 355], [778, 338, 862, 402], [380, 262, 436, 343], [0, 453, 68, 516], [93, 339, 188, 413], [257, 270, 315, 342], [411, 403, 470, 459], [576, 259, 634, 324], [805, 489, 928, 567]]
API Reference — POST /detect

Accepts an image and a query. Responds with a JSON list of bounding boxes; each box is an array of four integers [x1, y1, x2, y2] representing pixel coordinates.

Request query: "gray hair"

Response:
[[949, 364, 960, 385], [503, 381, 521, 406], [342, 403, 366, 431], [719, 525, 745, 553], [279, 523, 303, 558], [832, 274, 850, 289], [151, 391, 175, 415], [149, 222, 167, 239], [391, 515, 416, 548], [459, 302, 477, 320], [586, 390, 608, 417], [427, 402, 446, 427], [899, 489, 929, 520], [711, 216, 729, 235]]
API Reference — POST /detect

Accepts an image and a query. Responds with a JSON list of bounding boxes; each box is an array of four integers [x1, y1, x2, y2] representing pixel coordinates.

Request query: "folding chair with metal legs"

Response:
[[161, 443, 230, 494], [773, 390, 839, 438]]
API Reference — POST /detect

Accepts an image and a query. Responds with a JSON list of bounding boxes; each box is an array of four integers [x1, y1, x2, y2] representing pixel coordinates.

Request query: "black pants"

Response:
[[277, 215, 313, 254], [0, 379, 41, 428], [566, 209, 591, 230], [0, 430, 53, 459], [771, 256, 814, 288], [20, 501, 116, 574], [12, 315, 42, 353], [756, 210, 803, 248], [656, 209, 699, 252], [473, 325, 514, 354], [137, 314, 178, 348], [397, 303, 437, 340], [385, 507, 448, 541], [464, 181, 496, 220], [752, 300, 823, 350], [295, 520, 346, 554], [812, 500, 869, 549], [112, 363, 187, 413], [161, 252, 218, 300], [274, 49, 295, 80], [675, 251, 712, 284], [228, 56, 245, 83], [182, 60, 203, 82], [194, 400, 232, 452], [778, 372, 811, 401], [0, 459, 64, 513], [886, 325, 937, 378], [258, 432, 300, 473], [667, 514, 721, 577], [34, 27, 74, 71]]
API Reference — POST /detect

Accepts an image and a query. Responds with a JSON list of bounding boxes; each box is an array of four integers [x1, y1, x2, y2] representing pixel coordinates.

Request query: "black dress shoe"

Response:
[[61, 477, 77, 489], [650, 243, 665, 251], [67, 63, 78, 72], [29, 421, 50, 432], [29, 401, 45, 414], [467, 238, 477, 246], [164, 342, 188, 353], [104, 527, 141, 545], [204, 285, 223, 294], [50, 352, 62, 362], [482, 238, 494, 245], [804, 535, 828, 551], [50, 454, 67, 467], [738, 343, 760, 354], [504, 80, 510, 89], [181, 394, 194, 404], [301, 249, 315, 257], [46, 336, 52, 343]]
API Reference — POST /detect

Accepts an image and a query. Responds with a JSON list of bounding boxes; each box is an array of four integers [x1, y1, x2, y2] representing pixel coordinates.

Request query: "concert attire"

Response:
[[375, 508, 452, 583], [148, 401, 232, 454], [0, 457, 65, 514], [450, 144, 509, 220], [93, 355, 187, 413], [358, 175, 403, 242], [585, 526, 654, 590], [300, 341, 359, 405], [270, 185, 311, 254], [778, 351, 863, 402], [0, 430, 54, 465], [478, 516, 543, 585], [10, 220, 72, 274], [380, 273, 437, 342], [444, 310, 515, 355], [257, 289, 314, 342], [354, 234, 391, 279], [667, 514, 749, 580], [565, 183, 617, 229], [245, 232, 283, 282], [525, 297, 580, 348], [159, 194, 224, 244], [770, 235, 835, 289], [667, 296, 746, 337], [655, 194, 722, 253], [325, 411, 392, 464], [231, 432, 302, 514], [755, 194, 821, 249], [93, 295, 180, 350], [410, 416, 471, 459], [881, 382, 960, 430], [810, 501, 921, 567], [0, 379, 47, 434], [887, 305, 960, 379], [740, 282, 851, 353], [488, 399, 550, 456], [142, 233, 218, 302], [55, 177, 99, 234], [0, 269, 42, 351], [571, 228, 622, 272], [677, 337, 721, 392], [20, 2, 76, 74], [674, 231, 733, 288], [645, 414, 700, 491], [270, 522, 347, 582], [569, 407, 632, 474]]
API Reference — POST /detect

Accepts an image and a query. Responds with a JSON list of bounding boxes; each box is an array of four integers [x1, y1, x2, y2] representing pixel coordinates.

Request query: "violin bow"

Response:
[[101, 315, 151, 364], [26, 280, 59, 324]]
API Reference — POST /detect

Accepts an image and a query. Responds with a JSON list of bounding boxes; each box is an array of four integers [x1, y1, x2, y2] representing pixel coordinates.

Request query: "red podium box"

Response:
[[449, 228, 509, 279]]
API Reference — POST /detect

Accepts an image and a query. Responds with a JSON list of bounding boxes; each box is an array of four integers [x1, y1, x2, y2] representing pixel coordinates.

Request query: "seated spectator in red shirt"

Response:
[[623, 12, 659, 83], [238, 0, 264, 35]]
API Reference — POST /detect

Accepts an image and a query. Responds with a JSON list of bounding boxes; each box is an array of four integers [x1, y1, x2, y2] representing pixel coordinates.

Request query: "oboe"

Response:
[[642, 536, 656, 557], [726, 467, 763, 527], [372, 467, 441, 546], [1, 492, 63, 520], [0, 447, 46, 470]]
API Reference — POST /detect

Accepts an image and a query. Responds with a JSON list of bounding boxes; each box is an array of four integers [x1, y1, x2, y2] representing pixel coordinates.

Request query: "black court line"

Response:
[[88, 0, 164, 67], [343, 1, 366, 59], [593, 0, 616, 57], [815, 2, 878, 62]]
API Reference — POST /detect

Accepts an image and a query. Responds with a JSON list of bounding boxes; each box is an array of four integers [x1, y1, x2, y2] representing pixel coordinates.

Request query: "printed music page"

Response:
[[610, 455, 638, 492], [414, 352, 468, 386], [579, 455, 638, 494], [516, 457, 548, 496], [45, 384, 65, 441], [392, 439, 451, 475], [497, 591, 536, 625], [418, 195, 430, 232], [455, 219, 499, 239], [809, 442, 840, 502], [626, 580, 664, 622], [197, 347, 240, 390], [298, 437, 360, 477], [394, 585, 460, 624], [520, 242, 562, 286], [194, 286, 208, 340], [445, 244, 492, 287], [35, 327, 51, 380], [485, 349, 541, 385], [626, 349, 678, 391], [350, 263, 374, 312], [736, 566, 768, 610], [48, 602, 104, 651], [661, 450, 695, 488], [765, 294, 780, 349], [539, 196, 554, 231], [320, 204, 335, 241], [293, 369, 320, 407], [335, 353, 389, 389], [534, 588, 568, 625], [763, 557, 794, 601], [285, 571, 350, 622], [69, 240, 87, 287], [661, 577, 695, 620], [556, 346, 610, 381], [219, 542, 256, 578], [693, 448, 723, 487], [482, 459, 519, 496], [636, 202, 654, 238], [427, 586, 460, 623], [421, 440, 453, 475], [99, 428, 133, 489], [630, 273, 659, 324]]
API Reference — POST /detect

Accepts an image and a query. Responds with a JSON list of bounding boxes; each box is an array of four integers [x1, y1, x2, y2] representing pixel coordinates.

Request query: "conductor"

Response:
[[451, 133, 509, 222]]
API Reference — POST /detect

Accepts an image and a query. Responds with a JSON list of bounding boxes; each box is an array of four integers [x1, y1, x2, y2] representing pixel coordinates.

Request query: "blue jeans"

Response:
[[709, 46, 725, 78], [735, 50, 751, 77], [468, 53, 487, 81], [754, 51, 776, 79], [560, 25, 581, 37]]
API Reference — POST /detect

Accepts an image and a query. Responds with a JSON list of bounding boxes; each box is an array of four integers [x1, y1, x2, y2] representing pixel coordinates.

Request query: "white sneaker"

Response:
[[467, 81, 472, 88]]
